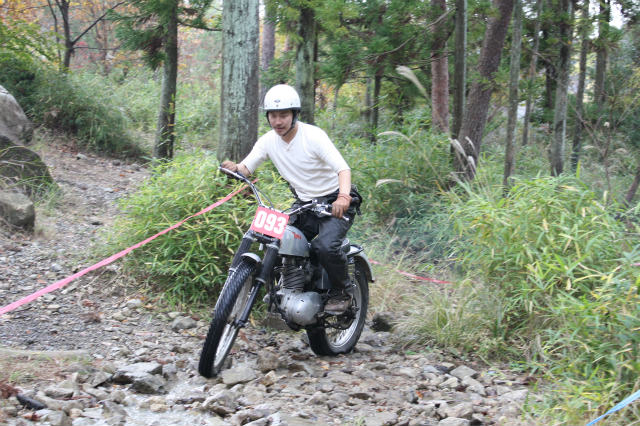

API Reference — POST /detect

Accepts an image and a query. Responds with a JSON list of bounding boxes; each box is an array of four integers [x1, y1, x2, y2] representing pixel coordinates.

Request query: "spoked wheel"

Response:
[[307, 264, 369, 356], [198, 258, 257, 378]]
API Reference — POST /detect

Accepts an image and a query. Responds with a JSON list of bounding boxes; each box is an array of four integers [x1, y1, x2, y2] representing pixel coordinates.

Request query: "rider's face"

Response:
[[268, 110, 294, 137]]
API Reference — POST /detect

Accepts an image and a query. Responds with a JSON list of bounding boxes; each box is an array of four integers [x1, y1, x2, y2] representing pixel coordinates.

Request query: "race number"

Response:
[[250, 206, 289, 239]]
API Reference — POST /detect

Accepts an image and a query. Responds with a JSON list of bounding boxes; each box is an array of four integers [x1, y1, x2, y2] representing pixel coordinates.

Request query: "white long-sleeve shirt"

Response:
[[241, 122, 350, 201]]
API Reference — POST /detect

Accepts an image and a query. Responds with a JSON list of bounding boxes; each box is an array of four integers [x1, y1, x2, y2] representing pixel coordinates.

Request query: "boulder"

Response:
[[0, 85, 33, 144], [0, 190, 35, 229], [0, 134, 55, 198]]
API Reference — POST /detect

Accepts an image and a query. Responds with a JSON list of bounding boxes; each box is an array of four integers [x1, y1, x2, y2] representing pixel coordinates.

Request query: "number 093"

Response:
[[250, 207, 289, 239]]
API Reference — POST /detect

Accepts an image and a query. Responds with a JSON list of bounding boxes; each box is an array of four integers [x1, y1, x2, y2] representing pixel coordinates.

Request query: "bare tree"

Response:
[[295, 6, 317, 124], [218, 0, 260, 162], [260, 4, 276, 100], [455, 0, 515, 180], [570, 0, 590, 171], [593, 0, 611, 106], [154, 0, 178, 160], [47, 0, 123, 71], [431, 0, 449, 133], [550, 0, 573, 176], [504, 0, 523, 189], [452, 0, 467, 139], [521, 0, 543, 146]]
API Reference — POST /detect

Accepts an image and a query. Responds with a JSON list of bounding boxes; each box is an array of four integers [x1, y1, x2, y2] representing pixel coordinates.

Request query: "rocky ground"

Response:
[[0, 143, 540, 426]]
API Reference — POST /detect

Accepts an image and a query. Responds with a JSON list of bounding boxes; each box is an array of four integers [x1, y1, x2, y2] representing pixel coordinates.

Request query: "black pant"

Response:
[[290, 188, 360, 290]]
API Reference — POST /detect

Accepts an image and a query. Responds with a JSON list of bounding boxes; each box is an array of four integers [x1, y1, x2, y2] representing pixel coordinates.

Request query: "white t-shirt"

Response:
[[241, 122, 350, 201]]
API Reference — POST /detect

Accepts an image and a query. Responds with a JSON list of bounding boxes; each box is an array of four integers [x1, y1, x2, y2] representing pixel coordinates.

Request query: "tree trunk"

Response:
[[46, 0, 63, 65], [455, 0, 515, 180], [295, 7, 316, 124], [260, 6, 276, 101], [570, 0, 590, 171], [371, 72, 382, 143], [218, 0, 260, 163], [59, 0, 73, 71], [452, 0, 467, 139], [543, 56, 556, 113], [503, 0, 522, 189], [153, 1, 178, 161], [521, 0, 543, 146], [625, 163, 640, 205], [363, 77, 373, 132], [594, 0, 610, 106], [331, 84, 341, 131], [550, 0, 573, 176], [431, 0, 450, 133]]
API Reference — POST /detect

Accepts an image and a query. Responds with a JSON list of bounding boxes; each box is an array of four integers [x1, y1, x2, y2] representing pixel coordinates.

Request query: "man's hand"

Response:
[[220, 161, 251, 177], [220, 160, 238, 172], [332, 193, 351, 218]]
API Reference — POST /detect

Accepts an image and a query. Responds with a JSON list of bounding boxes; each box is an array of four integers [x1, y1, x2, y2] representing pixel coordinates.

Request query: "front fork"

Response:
[[234, 239, 281, 328]]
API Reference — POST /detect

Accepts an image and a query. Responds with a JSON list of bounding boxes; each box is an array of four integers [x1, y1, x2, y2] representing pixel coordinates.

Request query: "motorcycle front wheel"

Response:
[[307, 263, 369, 356], [198, 258, 257, 378]]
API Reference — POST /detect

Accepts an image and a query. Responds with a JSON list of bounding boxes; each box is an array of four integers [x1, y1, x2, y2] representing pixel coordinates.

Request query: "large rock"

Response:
[[0, 134, 55, 198], [0, 190, 35, 229], [0, 85, 33, 144]]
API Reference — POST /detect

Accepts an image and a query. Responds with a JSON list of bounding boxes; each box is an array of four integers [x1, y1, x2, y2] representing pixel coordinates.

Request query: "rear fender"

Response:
[[351, 249, 375, 283]]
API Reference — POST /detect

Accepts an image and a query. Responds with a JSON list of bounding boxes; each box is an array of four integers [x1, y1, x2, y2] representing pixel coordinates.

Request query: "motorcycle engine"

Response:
[[276, 257, 322, 326]]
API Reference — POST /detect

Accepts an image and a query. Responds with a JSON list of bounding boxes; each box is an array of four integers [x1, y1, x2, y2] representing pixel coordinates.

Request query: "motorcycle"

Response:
[[198, 167, 374, 378]]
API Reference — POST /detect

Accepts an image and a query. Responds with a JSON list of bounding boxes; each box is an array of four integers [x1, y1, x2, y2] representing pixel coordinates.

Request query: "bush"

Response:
[[105, 152, 290, 305], [447, 174, 640, 423], [0, 52, 143, 156], [536, 269, 640, 424], [451, 175, 634, 332]]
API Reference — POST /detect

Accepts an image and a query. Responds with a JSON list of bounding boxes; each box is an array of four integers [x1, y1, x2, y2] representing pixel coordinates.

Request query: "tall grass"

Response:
[[437, 171, 639, 424], [449, 175, 634, 336]]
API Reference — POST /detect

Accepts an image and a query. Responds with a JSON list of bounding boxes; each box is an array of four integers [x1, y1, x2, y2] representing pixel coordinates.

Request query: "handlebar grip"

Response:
[[219, 166, 246, 180], [317, 206, 349, 222]]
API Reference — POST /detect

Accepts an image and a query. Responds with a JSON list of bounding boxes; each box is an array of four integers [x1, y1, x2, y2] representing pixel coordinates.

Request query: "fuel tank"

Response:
[[278, 225, 310, 257]]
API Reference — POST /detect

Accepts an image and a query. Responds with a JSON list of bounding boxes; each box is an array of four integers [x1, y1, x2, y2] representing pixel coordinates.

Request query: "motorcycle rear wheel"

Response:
[[198, 258, 257, 378], [307, 263, 369, 356]]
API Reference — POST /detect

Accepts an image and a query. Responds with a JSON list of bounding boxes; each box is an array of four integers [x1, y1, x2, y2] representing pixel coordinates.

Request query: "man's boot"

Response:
[[324, 273, 354, 315], [324, 289, 352, 315]]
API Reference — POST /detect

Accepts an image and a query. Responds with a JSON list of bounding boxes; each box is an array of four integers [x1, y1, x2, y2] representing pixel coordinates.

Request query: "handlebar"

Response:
[[219, 166, 349, 222], [287, 201, 349, 222]]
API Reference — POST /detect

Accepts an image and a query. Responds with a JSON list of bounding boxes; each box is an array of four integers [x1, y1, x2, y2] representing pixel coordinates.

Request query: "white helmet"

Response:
[[263, 84, 301, 111]]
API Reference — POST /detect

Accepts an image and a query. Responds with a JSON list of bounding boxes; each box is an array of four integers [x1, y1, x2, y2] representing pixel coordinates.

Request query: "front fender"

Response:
[[241, 252, 261, 265]]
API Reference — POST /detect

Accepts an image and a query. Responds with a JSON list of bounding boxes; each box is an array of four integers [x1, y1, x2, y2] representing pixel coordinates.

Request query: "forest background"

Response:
[[1, 0, 640, 424]]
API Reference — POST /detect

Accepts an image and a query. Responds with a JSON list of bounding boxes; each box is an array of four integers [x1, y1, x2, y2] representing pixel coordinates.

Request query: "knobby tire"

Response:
[[307, 263, 369, 356], [198, 258, 257, 378]]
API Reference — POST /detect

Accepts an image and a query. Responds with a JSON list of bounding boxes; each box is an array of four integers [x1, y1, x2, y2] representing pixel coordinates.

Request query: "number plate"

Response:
[[250, 206, 290, 239]]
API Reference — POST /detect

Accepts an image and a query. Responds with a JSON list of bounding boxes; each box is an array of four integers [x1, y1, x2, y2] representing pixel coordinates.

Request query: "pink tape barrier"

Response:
[[369, 260, 452, 284], [0, 185, 249, 317]]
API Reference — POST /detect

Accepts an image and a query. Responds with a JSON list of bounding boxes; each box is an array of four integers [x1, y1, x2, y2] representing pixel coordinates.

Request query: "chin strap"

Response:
[[281, 111, 298, 138]]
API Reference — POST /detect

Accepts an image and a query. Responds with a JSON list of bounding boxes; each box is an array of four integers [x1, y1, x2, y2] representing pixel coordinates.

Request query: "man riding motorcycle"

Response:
[[221, 84, 361, 314]]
